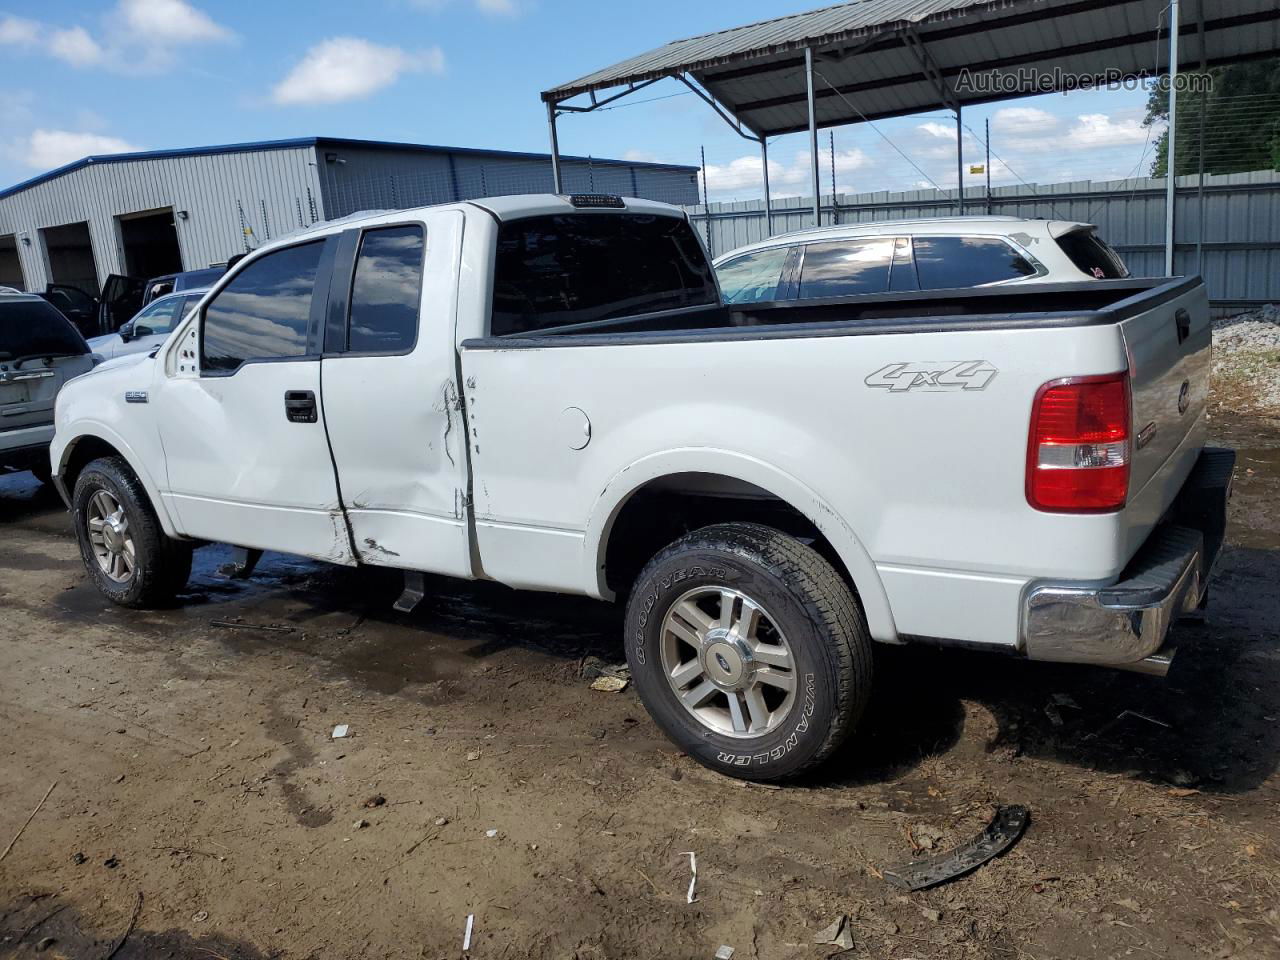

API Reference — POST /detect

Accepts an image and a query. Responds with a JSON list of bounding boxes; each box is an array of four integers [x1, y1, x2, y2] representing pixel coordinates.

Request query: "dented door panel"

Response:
[[321, 210, 475, 578]]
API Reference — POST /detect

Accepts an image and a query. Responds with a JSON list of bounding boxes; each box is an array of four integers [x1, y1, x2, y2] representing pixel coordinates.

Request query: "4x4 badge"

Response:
[[866, 361, 998, 393]]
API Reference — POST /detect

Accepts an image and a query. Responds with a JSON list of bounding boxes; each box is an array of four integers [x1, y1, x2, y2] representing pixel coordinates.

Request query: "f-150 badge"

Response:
[[866, 361, 998, 393]]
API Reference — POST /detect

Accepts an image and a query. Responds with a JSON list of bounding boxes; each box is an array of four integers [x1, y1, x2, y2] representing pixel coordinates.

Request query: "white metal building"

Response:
[[0, 137, 699, 294]]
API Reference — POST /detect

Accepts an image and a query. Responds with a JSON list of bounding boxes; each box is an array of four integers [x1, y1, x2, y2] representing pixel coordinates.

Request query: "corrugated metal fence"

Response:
[[685, 170, 1280, 309]]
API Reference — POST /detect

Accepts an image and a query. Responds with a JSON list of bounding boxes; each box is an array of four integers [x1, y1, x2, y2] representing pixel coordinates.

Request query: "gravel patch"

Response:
[[1212, 304, 1280, 415]]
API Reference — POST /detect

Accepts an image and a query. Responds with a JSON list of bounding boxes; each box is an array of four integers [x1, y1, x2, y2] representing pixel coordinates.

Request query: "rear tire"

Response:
[[72, 456, 193, 608], [624, 522, 872, 781]]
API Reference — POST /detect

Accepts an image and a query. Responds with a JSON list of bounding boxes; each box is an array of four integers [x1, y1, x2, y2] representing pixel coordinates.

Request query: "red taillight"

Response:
[[1027, 373, 1132, 513]]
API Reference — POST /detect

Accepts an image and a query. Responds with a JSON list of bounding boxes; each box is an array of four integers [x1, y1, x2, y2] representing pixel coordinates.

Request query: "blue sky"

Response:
[[1, 0, 1163, 201]]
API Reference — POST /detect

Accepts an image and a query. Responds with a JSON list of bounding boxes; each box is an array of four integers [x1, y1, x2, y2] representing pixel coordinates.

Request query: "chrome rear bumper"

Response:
[[1021, 448, 1236, 677]]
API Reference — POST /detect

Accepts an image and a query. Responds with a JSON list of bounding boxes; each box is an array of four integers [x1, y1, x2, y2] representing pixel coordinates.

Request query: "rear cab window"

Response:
[[1056, 228, 1130, 279], [913, 236, 1039, 289], [347, 225, 426, 354], [0, 299, 89, 361], [491, 214, 719, 336]]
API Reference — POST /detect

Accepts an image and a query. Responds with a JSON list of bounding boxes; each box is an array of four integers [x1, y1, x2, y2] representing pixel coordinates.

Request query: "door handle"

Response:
[[1174, 308, 1192, 345], [284, 390, 318, 424]]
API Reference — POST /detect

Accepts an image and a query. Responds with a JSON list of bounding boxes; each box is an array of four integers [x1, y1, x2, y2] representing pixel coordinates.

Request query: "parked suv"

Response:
[[89, 288, 208, 361], [714, 216, 1130, 305], [1, 291, 96, 483]]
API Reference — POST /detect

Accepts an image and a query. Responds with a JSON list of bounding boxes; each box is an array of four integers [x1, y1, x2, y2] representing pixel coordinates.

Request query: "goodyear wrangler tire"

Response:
[[624, 522, 872, 781]]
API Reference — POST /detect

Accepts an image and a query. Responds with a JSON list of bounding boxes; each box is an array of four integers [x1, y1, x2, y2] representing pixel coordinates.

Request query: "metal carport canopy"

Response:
[[544, 0, 1280, 136], [541, 0, 1280, 257]]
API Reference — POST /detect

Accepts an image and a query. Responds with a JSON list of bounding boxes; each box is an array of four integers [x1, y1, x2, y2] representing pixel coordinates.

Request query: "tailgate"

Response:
[[1120, 280, 1211, 506]]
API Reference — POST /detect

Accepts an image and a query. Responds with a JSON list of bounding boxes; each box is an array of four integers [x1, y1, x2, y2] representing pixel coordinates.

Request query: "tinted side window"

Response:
[[716, 247, 790, 305], [348, 226, 425, 353], [798, 238, 895, 299], [914, 237, 1038, 289], [1055, 229, 1129, 279], [202, 241, 324, 373], [492, 214, 718, 336]]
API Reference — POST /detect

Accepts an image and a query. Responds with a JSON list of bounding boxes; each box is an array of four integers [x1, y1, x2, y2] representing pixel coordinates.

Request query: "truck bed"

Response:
[[460, 274, 1210, 652], [469, 277, 1198, 344]]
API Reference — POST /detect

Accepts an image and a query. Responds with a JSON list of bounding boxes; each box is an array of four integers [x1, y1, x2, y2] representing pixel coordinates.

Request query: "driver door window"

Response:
[[201, 241, 325, 374]]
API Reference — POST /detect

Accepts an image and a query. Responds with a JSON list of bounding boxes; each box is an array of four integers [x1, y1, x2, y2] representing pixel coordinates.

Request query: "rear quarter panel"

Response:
[[461, 321, 1135, 647]]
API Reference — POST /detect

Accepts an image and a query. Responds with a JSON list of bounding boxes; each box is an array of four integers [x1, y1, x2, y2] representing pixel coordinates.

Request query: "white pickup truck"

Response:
[[51, 194, 1234, 781]]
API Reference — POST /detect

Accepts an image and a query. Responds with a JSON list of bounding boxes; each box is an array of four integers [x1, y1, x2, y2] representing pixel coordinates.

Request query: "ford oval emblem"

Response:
[[1178, 380, 1191, 416], [715, 653, 731, 672]]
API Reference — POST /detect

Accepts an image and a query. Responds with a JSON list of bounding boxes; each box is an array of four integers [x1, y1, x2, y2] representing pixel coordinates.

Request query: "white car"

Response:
[[51, 195, 1230, 781], [714, 216, 1131, 305], [88, 288, 208, 361]]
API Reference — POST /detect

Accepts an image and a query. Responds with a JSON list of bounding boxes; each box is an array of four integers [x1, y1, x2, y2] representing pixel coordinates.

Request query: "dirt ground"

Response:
[[1, 415, 1278, 960]]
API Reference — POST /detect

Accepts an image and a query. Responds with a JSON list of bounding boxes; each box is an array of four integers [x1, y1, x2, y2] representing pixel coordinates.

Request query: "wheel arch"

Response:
[[585, 449, 898, 643], [55, 427, 181, 538]]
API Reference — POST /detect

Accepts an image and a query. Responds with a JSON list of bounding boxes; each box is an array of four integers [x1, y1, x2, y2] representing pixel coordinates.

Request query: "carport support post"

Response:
[[761, 138, 774, 237], [546, 101, 564, 194], [805, 47, 821, 227], [1165, 0, 1181, 277]]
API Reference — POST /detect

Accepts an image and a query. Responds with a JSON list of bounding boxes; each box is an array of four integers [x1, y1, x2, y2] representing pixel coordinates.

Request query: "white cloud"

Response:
[[410, 0, 519, 15], [1068, 113, 1150, 149], [23, 129, 141, 170], [49, 26, 105, 67], [272, 37, 445, 106], [704, 147, 870, 199], [117, 0, 231, 43], [0, 14, 39, 45], [991, 106, 1060, 137], [918, 121, 956, 141], [1, 2, 231, 75]]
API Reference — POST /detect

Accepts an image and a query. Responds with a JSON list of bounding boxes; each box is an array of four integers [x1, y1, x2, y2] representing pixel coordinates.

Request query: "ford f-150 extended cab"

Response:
[[50, 194, 1234, 781]]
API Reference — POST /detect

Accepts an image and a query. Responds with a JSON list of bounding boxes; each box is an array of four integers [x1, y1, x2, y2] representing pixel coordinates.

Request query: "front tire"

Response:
[[72, 456, 193, 608], [624, 522, 872, 781]]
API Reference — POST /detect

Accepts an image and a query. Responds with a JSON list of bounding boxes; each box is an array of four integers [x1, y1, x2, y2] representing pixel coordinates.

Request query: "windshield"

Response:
[[0, 299, 91, 360]]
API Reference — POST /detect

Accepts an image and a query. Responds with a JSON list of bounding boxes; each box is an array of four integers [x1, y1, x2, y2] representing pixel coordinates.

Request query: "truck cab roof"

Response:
[[248, 195, 689, 257]]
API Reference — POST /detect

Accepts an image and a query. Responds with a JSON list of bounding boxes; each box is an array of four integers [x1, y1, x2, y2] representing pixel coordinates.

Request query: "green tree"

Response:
[[1145, 58, 1280, 177]]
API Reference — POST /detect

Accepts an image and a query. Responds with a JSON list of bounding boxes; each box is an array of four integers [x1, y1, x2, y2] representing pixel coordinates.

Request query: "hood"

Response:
[[93, 351, 154, 375], [87, 333, 122, 351]]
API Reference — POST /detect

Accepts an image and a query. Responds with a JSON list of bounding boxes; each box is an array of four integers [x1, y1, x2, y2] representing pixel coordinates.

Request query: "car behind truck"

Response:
[[50, 195, 1233, 781]]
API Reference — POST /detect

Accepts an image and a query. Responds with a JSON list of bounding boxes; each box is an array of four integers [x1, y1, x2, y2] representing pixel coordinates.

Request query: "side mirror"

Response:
[[119, 321, 135, 342], [133, 324, 155, 339]]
